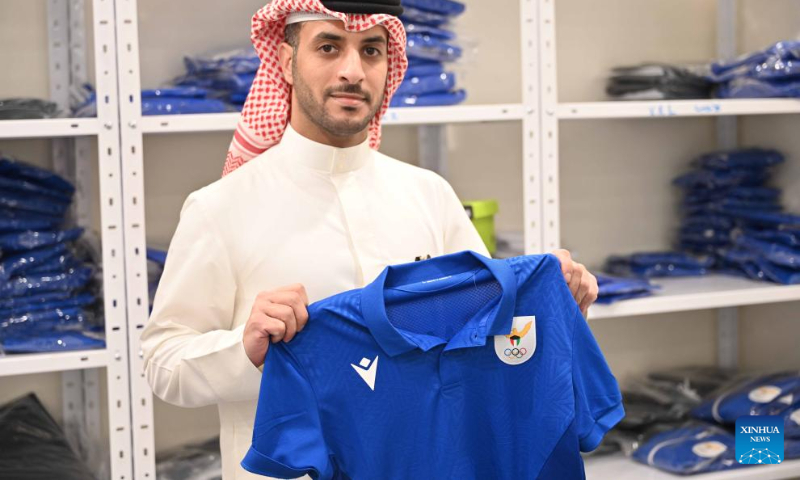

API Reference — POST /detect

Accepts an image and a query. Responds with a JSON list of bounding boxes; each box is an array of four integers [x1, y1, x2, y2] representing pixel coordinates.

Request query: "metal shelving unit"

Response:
[[539, 0, 800, 478], [0, 1, 133, 479]]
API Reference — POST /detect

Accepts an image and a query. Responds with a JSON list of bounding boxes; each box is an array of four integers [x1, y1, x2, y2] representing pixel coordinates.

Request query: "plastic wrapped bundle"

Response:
[[595, 274, 659, 304], [0, 394, 97, 479], [632, 424, 745, 475], [606, 64, 713, 100], [710, 40, 800, 99], [604, 252, 714, 279]]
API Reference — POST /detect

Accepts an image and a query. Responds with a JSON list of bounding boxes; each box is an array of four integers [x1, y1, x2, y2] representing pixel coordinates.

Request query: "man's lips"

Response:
[[330, 93, 367, 106]]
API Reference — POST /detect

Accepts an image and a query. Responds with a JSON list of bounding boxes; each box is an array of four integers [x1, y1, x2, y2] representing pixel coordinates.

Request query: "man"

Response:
[[141, 1, 599, 478]]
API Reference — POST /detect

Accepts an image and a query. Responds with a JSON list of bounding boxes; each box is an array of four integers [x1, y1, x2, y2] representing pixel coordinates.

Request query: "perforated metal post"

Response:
[[418, 125, 448, 176], [112, 0, 156, 477], [536, 0, 556, 253]]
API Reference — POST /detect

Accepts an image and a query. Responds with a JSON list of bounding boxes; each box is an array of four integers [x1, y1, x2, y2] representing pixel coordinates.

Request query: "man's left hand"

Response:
[[552, 249, 598, 318]]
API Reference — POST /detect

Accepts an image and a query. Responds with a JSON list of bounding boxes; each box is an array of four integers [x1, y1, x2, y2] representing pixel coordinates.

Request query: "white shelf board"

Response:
[[0, 118, 101, 139], [558, 99, 800, 120], [589, 275, 800, 320], [0, 349, 108, 377], [586, 454, 800, 480], [139, 104, 525, 134]]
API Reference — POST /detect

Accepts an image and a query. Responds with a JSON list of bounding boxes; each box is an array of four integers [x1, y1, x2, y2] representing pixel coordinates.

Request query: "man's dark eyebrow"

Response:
[[362, 36, 387, 45], [315, 32, 344, 42]]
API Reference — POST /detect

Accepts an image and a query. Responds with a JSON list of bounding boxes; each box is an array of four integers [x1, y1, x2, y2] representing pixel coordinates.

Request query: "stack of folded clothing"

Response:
[[675, 148, 800, 285], [394, 0, 467, 107], [606, 64, 713, 100], [711, 40, 800, 99], [595, 274, 659, 304], [74, 84, 234, 117], [604, 252, 714, 279], [0, 155, 103, 355], [171, 48, 260, 110]]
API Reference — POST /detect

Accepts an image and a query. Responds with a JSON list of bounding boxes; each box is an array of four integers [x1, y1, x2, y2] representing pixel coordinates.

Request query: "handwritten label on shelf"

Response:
[[648, 105, 677, 117], [694, 103, 722, 114]]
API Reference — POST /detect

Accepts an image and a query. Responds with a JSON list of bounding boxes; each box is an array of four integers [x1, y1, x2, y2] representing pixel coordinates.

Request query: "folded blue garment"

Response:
[[142, 87, 208, 99], [0, 189, 72, 217], [142, 96, 233, 115], [724, 211, 800, 229], [0, 176, 72, 203], [403, 22, 456, 40], [595, 274, 658, 304], [605, 252, 713, 278], [692, 149, 785, 171], [735, 235, 800, 269], [632, 424, 744, 475], [0, 307, 89, 336], [684, 199, 782, 216], [679, 229, 732, 246], [0, 292, 95, 318], [0, 156, 75, 195], [693, 372, 800, 425], [685, 187, 781, 205], [745, 229, 800, 248], [717, 77, 800, 99], [683, 214, 736, 230], [400, 6, 451, 26], [749, 386, 800, 440], [390, 89, 466, 107], [1, 330, 104, 353], [711, 41, 800, 78], [0, 265, 94, 299], [0, 244, 69, 282], [396, 72, 457, 96], [674, 169, 770, 190], [183, 49, 260, 75], [401, 0, 465, 16], [0, 228, 82, 253], [146, 248, 167, 265], [407, 34, 462, 62], [406, 60, 445, 77]]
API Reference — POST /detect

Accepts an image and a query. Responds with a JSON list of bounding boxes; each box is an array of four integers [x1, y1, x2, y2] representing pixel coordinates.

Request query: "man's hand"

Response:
[[552, 249, 598, 318], [243, 284, 310, 368]]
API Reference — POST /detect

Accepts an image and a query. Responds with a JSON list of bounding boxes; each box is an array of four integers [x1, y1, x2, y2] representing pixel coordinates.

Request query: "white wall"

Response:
[[1, 0, 799, 459]]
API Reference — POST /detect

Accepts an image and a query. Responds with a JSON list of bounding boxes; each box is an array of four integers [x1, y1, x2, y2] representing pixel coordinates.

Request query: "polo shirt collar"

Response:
[[361, 250, 517, 357]]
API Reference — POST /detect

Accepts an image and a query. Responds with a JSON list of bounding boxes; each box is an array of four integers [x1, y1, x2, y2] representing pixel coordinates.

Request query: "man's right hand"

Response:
[[243, 284, 310, 368]]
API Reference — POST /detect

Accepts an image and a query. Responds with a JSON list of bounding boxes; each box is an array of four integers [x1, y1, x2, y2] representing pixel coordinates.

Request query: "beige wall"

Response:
[[1, 0, 799, 457]]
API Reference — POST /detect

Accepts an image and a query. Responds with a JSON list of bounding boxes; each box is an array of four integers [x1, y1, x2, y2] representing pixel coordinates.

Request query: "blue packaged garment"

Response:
[[684, 187, 780, 205], [0, 156, 75, 195], [0, 228, 82, 252], [749, 386, 800, 439], [142, 96, 233, 115], [605, 252, 713, 278], [595, 274, 658, 304], [684, 198, 782, 215], [403, 23, 456, 40], [674, 169, 770, 190], [390, 89, 466, 107], [0, 292, 95, 318], [735, 235, 800, 269], [146, 248, 167, 265], [693, 372, 800, 424], [0, 189, 71, 217], [400, 6, 451, 26], [0, 244, 69, 282], [0, 266, 93, 299], [0, 330, 104, 353], [407, 34, 462, 62], [745, 229, 800, 248], [682, 214, 736, 230], [0, 176, 72, 203], [406, 60, 445, 77], [725, 211, 800, 229], [711, 41, 800, 78], [183, 48, 260, 75], [401, 0, 465, 16], [679, 227, 732, 246], [632, 424, 743, 475], [693, 148, 784, 170], [717, 77, 800, 99], [754, 258, 800, 285], [396, 72, 457, 96], [0, 307, 90, 336], [141, 87, 208, 99]]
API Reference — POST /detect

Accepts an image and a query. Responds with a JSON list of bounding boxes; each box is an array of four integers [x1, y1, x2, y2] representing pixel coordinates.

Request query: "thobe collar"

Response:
[[278, 124, 372, 175]]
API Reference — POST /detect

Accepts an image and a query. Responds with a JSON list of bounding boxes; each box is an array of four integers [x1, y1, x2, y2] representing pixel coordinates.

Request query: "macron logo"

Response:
[[351, 356, 379, 391]]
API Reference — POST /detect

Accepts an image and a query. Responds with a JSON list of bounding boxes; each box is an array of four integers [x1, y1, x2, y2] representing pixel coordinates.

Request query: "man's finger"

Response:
[[264, 303, 297, 342], [568, 261, 583, 298], [266, 291, 310, 333], [552, 249, 574, 283], [276, 283, 309, 305], [261, 317, 287, 343]]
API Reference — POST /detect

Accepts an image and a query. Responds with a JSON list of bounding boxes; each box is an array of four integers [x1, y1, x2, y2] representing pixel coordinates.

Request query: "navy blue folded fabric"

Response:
[[693, 372, 800, 425], [632, 424, 744, 475]]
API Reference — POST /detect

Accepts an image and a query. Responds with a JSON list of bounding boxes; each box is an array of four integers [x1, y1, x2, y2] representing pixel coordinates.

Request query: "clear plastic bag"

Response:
[[0, 228, 83, 252], [396, 72, 456, 96], [390, 89, 466, 107]]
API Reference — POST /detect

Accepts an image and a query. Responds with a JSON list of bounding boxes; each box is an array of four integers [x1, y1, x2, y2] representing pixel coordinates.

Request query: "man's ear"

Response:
[[278, 42, 294, 85]]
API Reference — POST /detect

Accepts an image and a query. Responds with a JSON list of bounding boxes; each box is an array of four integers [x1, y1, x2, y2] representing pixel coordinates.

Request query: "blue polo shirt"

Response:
[[242, 251, 624, 479]]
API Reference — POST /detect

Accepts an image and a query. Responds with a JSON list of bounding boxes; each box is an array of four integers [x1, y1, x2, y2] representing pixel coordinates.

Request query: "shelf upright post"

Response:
[[535, 0, 556, 253], [418, 125, 447, 177], [716, 0, 740, 370], [520, 0, 543, 254], [111, 0, 157, 477]]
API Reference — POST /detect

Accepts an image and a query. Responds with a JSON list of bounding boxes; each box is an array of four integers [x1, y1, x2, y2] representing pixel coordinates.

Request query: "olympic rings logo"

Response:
[[504, 348, 528, 359]]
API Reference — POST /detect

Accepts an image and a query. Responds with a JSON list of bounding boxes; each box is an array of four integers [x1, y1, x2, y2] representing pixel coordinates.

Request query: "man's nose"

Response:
[[337, 47, 366, 85]]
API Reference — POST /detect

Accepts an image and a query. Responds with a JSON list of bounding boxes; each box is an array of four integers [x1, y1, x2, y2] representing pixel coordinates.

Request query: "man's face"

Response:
[[288, 21, 389, 138]]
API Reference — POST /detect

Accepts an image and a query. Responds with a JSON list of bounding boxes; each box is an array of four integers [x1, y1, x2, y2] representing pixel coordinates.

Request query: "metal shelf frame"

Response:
[[0, 1, 133, 479]]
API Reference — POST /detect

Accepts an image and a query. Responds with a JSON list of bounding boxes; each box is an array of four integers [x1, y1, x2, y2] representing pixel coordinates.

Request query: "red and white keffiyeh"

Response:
[[223, 0, 407, 176]]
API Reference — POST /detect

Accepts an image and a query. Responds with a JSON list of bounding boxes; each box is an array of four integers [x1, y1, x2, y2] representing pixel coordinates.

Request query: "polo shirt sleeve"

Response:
[[436, 174, 491, 257], [140, 192, 262, 407], [242, 342, 335, 479], [571, 311, 625, 452]]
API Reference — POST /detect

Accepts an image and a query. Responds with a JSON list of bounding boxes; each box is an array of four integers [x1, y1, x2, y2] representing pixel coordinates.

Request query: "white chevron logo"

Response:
[[351, 356, 379, 391]]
